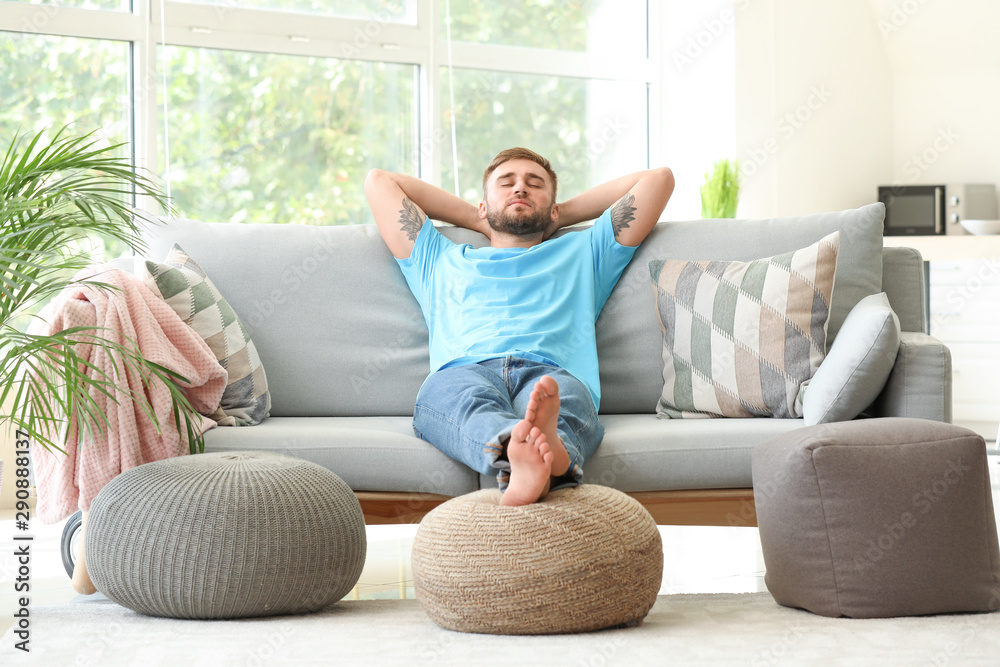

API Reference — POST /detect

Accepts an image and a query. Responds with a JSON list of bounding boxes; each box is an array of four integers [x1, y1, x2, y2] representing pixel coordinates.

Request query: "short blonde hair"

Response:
[[482, 147, 558, 201]]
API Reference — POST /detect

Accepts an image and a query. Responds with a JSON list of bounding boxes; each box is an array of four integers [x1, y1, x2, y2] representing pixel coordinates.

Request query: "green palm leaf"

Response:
[[1, 126, 207, 455]]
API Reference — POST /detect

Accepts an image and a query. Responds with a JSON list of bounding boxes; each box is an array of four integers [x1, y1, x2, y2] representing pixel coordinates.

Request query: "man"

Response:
[[365, 148, 673, 506]]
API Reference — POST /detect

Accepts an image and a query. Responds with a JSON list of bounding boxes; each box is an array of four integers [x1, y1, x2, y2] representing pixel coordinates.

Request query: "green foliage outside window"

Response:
[[0, 31, 132, 261], [441, 70, 645, 204], [443, 0, 645, 58], [160, 48, 417, 226], [2, 0, 647, 228]]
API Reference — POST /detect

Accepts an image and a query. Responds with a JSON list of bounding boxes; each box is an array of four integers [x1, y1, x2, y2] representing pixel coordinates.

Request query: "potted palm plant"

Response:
[[2, 126, 212, 590], [1, 126, 206, 474]]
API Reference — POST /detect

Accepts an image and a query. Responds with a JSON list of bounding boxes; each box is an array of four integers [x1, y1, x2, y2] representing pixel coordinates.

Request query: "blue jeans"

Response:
[[412, 356, 604, 491]]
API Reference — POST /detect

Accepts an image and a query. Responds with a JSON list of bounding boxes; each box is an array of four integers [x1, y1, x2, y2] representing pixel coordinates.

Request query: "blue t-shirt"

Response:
[[396, 207, 637, 409]]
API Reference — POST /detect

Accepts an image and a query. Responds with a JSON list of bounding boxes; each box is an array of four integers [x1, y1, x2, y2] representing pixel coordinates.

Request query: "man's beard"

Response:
[[485, 203, 552, 237]]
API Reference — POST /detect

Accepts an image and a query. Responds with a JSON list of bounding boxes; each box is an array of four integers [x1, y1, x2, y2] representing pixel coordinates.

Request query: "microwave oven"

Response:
[[877, 184, 998, 236]]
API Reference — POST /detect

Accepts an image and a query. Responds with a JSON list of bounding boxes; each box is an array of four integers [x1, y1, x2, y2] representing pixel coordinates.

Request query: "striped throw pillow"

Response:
[[142, 244, 271, 426], [649, 231, 840, 419]]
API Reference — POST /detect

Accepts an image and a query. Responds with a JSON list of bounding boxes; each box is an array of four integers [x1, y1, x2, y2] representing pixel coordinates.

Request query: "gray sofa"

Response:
[[140, 202, 951, 525]]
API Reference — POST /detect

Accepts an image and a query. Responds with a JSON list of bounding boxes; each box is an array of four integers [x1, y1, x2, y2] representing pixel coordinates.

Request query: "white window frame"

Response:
[[0, 0, 661, 213]]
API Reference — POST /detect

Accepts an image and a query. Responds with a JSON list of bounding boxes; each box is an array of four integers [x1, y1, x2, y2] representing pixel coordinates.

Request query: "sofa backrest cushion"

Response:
[[143, 203, 885, 417], [143, 219, 434, 417]]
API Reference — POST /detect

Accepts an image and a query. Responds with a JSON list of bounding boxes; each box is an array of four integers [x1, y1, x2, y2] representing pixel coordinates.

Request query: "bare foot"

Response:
[[524, 376, 570, 477], [71, 511, 98, 595], [499, 420, 554, 506]]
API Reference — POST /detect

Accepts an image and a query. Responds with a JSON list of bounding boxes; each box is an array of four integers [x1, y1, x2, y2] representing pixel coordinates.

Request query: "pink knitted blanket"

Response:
[[28, 267, 227, 524]]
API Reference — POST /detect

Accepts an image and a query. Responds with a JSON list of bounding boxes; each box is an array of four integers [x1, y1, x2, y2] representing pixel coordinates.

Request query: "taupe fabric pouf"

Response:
[[412, 484, 662, 635], [753, 418, 1000, 618], [86, 451, 366, 619]]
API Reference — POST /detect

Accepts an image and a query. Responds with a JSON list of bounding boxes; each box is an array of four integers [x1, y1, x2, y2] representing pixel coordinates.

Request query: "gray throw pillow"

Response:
[[142, 244, 271, 426], [802, 292, 900, 425]]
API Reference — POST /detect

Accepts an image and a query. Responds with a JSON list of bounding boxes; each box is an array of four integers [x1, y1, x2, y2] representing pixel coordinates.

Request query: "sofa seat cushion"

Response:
[[201, 417, 479, 496], [480, 414, 806, 492]]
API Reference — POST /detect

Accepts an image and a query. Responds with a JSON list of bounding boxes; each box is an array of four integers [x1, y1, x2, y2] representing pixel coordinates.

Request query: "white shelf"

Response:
[[883, 235, 1000, 261], [883, 235, 1000, 439]]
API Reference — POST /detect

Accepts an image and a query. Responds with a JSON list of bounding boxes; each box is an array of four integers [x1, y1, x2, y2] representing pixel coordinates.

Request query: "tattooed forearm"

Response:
[[397, 197, 424, 241], [610, 193, 637, 239]]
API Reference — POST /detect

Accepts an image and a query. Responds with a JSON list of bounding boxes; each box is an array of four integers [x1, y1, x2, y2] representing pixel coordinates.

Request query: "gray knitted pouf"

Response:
[[86, 451, 366, 619]]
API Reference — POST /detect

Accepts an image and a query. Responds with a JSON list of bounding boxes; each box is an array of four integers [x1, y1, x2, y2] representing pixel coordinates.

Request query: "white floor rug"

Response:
[[3, 593, 999, 666]]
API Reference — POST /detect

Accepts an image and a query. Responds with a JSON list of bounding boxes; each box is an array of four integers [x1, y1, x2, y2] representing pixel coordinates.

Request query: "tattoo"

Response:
[[610, 193, 637, 239], [397, 197, 424, 241]]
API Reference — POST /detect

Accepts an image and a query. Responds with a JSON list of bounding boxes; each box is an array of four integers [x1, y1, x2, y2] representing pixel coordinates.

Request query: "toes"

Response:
[[537, 375, 559, 397], [511, 419, 531, 444]]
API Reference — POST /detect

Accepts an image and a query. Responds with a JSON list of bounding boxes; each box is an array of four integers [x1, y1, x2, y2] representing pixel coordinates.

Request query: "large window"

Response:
[[442, 0, 646, 59], [182, 0, 417, 23], [160, 47, 417, 224], [0, 1, 653, 226], [441, 69, 646, 203], [0, 31, 130, 152]]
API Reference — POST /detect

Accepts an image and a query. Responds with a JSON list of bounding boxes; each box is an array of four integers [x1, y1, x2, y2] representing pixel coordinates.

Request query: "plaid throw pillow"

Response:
[[142, 244, 271, 426], [649, 231, 840, 419]]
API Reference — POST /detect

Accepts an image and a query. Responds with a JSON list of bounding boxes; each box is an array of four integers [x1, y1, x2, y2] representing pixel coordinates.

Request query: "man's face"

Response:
[[480, 159, 558, 237]]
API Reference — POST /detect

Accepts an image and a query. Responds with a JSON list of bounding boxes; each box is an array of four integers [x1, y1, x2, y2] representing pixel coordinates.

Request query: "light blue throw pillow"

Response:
[[802, 292, 900, 425]]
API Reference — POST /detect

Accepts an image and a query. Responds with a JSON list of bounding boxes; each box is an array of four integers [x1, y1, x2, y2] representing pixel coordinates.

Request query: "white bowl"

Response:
[[960, 219, 1000, 235]]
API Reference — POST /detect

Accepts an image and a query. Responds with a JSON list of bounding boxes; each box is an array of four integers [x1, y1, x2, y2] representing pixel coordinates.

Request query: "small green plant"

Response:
[[700, 158, 741, 218], [0, 126, 205, 454]]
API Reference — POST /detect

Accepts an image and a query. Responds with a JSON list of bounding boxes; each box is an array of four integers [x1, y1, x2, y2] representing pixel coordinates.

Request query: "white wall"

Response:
[[870, 0, 1000, 189], [657, 0, 738, 221], [730, 0, 1000, 218], [734, 0, 894, 218], [893, 70, 1000, 187]]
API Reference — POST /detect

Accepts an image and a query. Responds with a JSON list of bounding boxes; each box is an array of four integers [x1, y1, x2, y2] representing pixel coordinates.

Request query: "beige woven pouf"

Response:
[[411, 484, 663, 635]]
